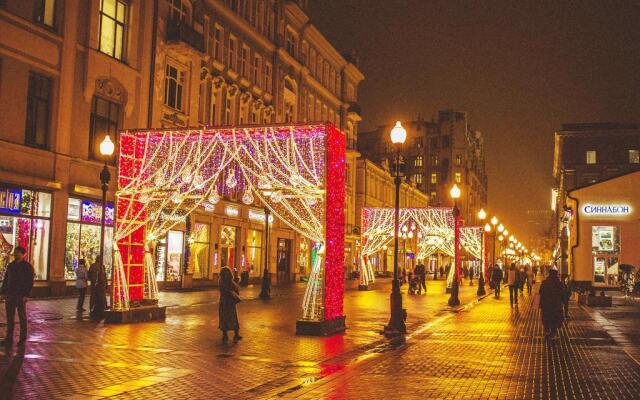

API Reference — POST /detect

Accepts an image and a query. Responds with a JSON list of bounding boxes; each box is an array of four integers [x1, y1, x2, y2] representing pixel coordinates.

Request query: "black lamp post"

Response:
[[448, 184, 461, 306], [259, 207, 271, 299], [90, 135, 114, 320], [384, 121, 407, 337], [477, 209, 487, 296]]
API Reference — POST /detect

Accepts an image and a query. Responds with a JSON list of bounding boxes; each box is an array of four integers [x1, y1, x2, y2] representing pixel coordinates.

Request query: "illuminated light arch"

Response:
[[114, 124, 345, 332]]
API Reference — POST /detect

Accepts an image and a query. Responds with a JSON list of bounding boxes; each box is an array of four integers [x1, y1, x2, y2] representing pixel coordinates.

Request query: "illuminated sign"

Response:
[[582, 204, 632, 216], [0, 188, 22, 214], [248, 209, 273, 223], [81, 200, 114, 224], [225, 205, 239, 217]]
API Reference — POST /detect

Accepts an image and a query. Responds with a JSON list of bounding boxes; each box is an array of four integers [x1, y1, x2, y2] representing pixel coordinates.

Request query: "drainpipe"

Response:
[[147, 0, 159, 128], [567, 191, 580, 281]]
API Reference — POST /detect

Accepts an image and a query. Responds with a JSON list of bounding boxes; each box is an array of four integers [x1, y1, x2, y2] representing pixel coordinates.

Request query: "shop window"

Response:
[[220, 225, 238, 270], [190, 223, 210, 279], [99, 0, 127, 61], [156, 230, 184, 282], [245, 229, 262, 274], [164, 61, 186, 111], [34, 0, 56, 28], [25, 72, 52, 149], [64, 198, 114, 280], [89, 96, 120, 160], [0, 187, 52, 281], [586, 150, 597, 164], [629, 149, 639, 164]]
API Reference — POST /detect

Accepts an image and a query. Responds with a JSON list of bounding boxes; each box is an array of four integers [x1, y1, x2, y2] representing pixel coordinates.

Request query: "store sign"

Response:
[[582, 204, 631, 216], [0, 188, 22, 214], [225, 205, 239, 217], [81, 200, 114, 224], [248, 209, 273, 223]]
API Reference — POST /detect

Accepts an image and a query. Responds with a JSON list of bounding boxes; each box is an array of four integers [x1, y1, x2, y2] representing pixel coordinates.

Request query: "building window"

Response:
[[629, 149, 639, 164], [285, 28, 296, 56], [34, 0, 56, 27], [167, 0, 191, 24], [416, 138, 423, 148], [415, 174, 423, 184], [455, 154, 462, 166], [228, 36, 237, 71], [198, 80, 208, 124], [455, 172, 462, 183], [211, 25, 224, 62], [89, 97, 120, 160], [430, 156, 438, 167], [164, 62, 185, 111], [240, 45, 250, 77], [442, 135, 451, 148], [225, 97, 232, 125], [263, 62, 272, 92], [65, 198, 114, 280], [25, 72, 52, 148], [586, 150, 597, 164], [430, 137, 438, 149], [252, 54, 261, 85], [99, 0, 127, 61], [431, 173, 437, 184], [414, 156, 423, 167], [430, 191, 437, 198]]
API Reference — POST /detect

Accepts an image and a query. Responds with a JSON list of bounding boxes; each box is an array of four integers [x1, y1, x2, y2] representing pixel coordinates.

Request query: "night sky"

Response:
[[309, 0, 640, 245]]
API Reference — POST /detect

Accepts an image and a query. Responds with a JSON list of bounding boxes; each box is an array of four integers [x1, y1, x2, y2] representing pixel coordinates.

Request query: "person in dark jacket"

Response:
[[1, 247, 35, 347], [492, 264, 503, 298], [89, 256, 107, 320], [539, 267, 565, 339], [414, 261, 427, 294], [219, 266, 241, 343]]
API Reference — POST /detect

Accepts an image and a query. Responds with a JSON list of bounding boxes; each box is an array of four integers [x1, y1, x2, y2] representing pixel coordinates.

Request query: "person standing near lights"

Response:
[[1, 247, 35, 347], [75, 259, 89, 312]]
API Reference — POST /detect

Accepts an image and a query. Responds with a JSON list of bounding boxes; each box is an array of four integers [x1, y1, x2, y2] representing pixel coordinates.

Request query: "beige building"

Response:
[[0, 0, 363, 294], [354, 158, 429, 275]]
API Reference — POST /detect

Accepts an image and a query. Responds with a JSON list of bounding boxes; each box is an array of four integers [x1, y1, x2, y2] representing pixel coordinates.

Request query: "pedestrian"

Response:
[[0, 247, 35, 347], [507, 263, 519, 307], [438, 266, 444, 280], [525, 266, 534, 295], [491, 264, 503, 298], [539, 267, 565, 339], [89, 256, 107, 320], [562, 276, 572, 319], [415, 261, 427, 294], [519, 266, 526, 295], [75, 259, 89, 311], [218, 266, 242, 343]]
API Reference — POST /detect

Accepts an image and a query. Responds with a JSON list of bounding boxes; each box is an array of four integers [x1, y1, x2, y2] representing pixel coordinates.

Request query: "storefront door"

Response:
[[220, 225, 238, 272], [276, 238, 291, 283], [165, 230, 184, 282]]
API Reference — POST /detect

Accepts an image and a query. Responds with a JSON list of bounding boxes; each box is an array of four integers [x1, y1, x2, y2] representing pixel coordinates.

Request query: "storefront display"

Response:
[[64, 198, 114, 280], [246, 229, 262, 275], [220, 225, 238, 271], [0, 186, 51, 280], [190, 223, 210, 279], [591, 226, 621, 285]]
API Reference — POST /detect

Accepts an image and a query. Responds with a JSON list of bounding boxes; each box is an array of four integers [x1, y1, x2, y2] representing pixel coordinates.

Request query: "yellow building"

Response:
[[0, 0, 363, 293]]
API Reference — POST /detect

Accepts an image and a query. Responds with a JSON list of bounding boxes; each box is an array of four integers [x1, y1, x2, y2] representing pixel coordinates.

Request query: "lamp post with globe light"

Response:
[[477, 209, 487, 296], [91, 135, 114, 320], [384, 121, 407, 336], [448, 184, 461, 306]]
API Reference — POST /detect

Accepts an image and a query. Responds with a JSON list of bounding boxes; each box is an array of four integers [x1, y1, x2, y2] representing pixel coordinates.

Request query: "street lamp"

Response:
[[91, 135, 114, 320], [259, 207, 271, 299], [479, 221, 490, 296], [448, 184, 461, 306], [384, 121, 407, 336]]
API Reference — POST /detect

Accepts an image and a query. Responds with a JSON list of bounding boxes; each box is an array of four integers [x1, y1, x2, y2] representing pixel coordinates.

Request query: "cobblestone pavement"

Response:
[[0, 277, 480, 399], [281, 288, 640, 400]]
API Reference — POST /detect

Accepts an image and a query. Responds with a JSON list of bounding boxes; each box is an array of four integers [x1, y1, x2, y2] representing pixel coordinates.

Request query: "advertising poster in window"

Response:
[[591, 226, 619, 253]]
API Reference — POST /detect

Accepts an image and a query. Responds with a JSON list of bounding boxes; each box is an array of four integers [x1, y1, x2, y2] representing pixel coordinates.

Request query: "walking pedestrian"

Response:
[[89, 256, 107, 320], [491, 264, 503, 298], [507, 263, 519, 307], [0, 247, 35, 347], [525, 266, 533, 295], [75, 259, 88, 312], [219, 266, 242, 343], [519, 266, 526, 295], [415, 261, 427, 294], [539, 267, 565, 339]]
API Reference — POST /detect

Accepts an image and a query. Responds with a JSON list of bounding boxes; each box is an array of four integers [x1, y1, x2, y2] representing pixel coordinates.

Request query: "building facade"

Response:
[[358, 110, 488, 225], [552, 123, 640, 272], [0, 0, 363, 294]]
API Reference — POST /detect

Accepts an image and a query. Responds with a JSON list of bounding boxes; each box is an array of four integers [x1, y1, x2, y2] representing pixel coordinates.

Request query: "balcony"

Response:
[[166, 19, 204, 53], [347, 102, 362, 118]]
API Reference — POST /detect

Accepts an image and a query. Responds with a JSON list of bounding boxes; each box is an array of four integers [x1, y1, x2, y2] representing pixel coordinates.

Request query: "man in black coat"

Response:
[[1, 246, 35, 347], [414, 261, 427, 294]]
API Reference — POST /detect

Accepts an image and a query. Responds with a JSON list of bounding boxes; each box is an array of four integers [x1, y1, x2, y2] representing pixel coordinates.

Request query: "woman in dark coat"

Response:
[[539, 267, 565, 339], [219, 266, 241, 342]]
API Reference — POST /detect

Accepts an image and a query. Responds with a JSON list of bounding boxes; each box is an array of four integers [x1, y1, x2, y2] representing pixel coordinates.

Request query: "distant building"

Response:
[[552, 123, 640, 270], [359, 110, 488, 225]]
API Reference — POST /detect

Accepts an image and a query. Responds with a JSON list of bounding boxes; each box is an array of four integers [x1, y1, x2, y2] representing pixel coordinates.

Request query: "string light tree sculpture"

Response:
[[448, 184, 462, 307], [384, 121, 408, 337], [477, 209, 487, 296]]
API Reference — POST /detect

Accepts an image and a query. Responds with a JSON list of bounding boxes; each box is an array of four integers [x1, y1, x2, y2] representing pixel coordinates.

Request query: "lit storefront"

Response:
[[0, 186, 51, 280], [567, 171, 640, 287], [64, 198, 114, 280]]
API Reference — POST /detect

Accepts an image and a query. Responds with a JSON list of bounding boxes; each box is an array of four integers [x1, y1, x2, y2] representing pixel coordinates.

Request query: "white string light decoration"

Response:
[[115, 125, 334, 317]]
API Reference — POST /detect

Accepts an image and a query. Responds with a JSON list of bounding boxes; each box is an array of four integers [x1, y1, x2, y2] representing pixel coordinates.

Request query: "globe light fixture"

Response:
[[491, 216, 498, 226], [390, 121, 407, 144], [100, 135, 115, 156], [497, 224, 504, 233], [478, 208, 487, 220], [503, 229, 509, 236], [484, 223, 491, 232], [450, 184, 461, 200]]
